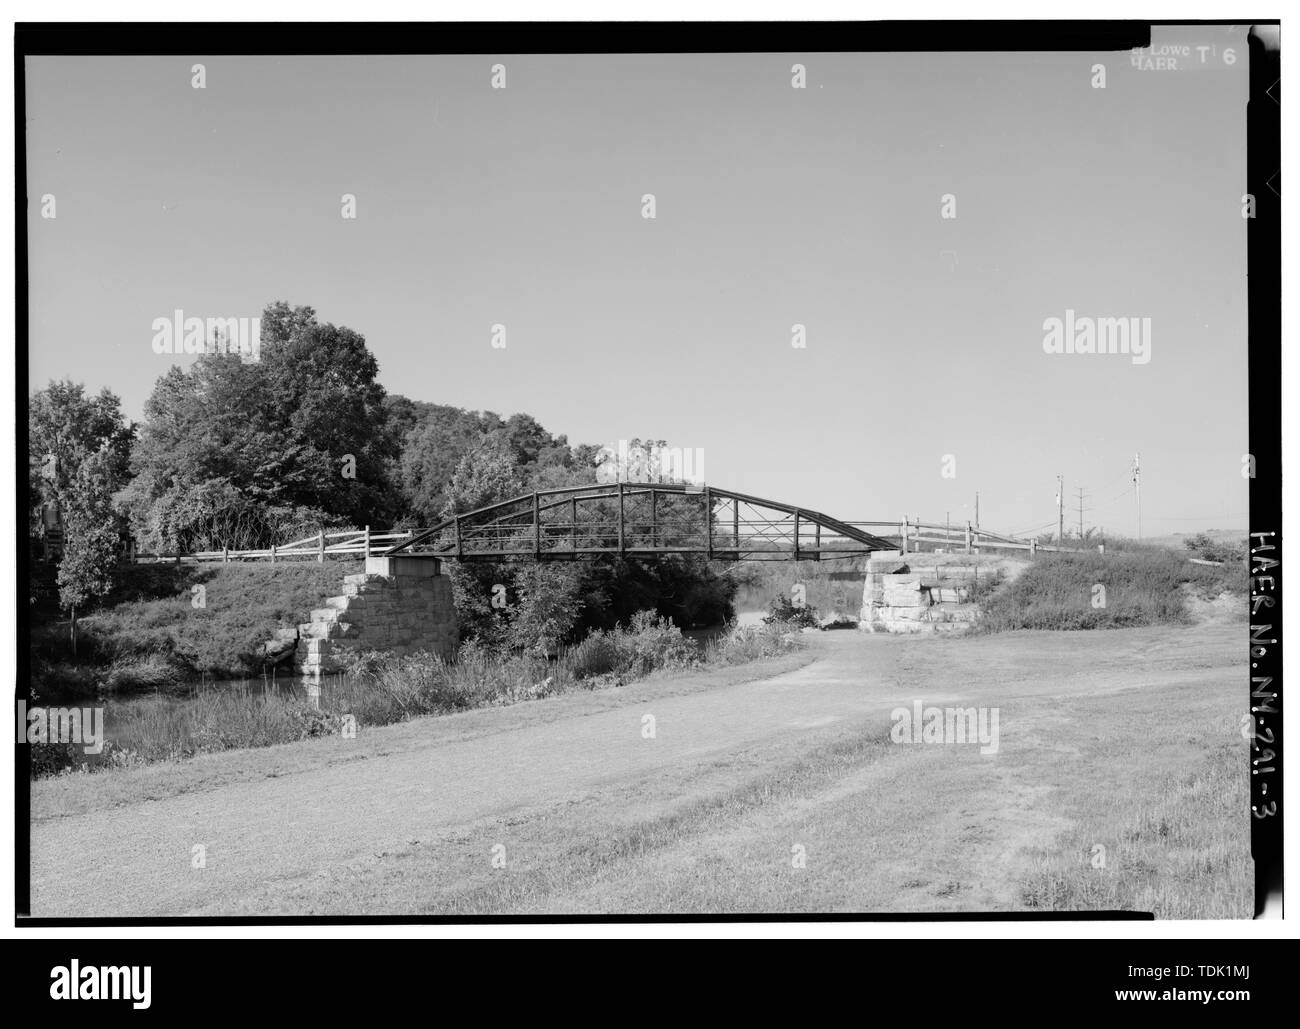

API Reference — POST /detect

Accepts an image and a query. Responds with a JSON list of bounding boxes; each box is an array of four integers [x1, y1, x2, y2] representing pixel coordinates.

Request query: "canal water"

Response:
[[36, 587, 777, 751]]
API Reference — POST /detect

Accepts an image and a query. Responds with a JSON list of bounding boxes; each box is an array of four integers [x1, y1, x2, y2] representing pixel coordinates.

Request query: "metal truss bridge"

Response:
[[385, 483, 897, 562]]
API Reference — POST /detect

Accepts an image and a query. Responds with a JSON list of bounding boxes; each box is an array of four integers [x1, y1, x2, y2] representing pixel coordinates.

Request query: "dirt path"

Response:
[[27, 623, 1241, 917]]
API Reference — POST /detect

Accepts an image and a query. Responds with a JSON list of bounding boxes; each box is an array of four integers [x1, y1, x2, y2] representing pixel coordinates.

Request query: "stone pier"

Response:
[[859, 551, 988, 635], [296, 555, 458, 676]]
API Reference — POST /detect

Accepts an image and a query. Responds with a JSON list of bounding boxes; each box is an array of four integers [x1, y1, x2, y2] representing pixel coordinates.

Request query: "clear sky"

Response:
[[25, 41, 1250, 537]]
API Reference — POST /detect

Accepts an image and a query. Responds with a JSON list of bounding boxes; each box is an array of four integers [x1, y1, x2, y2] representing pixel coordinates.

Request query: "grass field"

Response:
[[423, 649, 1249, 917], [31, 620, 1249, 918], [1018, 708, 1248, 919]]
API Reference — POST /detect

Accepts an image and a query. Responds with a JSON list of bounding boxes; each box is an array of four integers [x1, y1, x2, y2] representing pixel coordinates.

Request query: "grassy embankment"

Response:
[[730, 541, 1247, 633], [31, 561, 362, 693], [975, 547, 1245, 632]]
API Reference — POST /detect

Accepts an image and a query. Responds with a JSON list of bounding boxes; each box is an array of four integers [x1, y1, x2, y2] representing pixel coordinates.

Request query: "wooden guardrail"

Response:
[[129, 527, 419, 564], [847, 519, 1066, 556]]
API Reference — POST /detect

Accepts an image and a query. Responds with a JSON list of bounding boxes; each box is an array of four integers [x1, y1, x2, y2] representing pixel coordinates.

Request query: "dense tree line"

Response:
[[29, 301, 734, 647]]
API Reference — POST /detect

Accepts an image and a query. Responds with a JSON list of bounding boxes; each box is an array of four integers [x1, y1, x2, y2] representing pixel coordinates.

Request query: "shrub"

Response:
[[705, 621, 805, 664], [616, 610, 700, 675], [561, 611, 699, 681], [564, 631, 622, 680], [29, 739, 150, 778], [763, 593, 820, 629], [337, 641, 553, 717], [1183, 533, 1247, 566]]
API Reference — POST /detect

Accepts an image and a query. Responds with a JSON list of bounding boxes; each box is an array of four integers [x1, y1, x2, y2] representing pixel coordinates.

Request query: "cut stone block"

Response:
[[343, 572, 388, 587], [365, 555, 443, 578]]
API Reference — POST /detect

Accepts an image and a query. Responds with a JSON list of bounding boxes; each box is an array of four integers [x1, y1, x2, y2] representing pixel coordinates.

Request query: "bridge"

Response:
[[385, 483, 896, 562], [129, 483, 1062, 565]]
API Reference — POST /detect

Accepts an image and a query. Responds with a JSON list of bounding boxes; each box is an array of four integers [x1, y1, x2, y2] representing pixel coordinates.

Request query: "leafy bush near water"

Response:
[[340, 613, 800, 715], [705, 621, 807, 664], [564, 611, 701, 679], [762, 593, 821, 629]]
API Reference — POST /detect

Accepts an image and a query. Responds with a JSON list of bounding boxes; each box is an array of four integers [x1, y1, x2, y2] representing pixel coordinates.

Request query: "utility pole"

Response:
[[1075, 487, 1088, 549], [1056, 475, 1064, 544], [975, 491, 980, 529], [1133, 453, 1141, 540]]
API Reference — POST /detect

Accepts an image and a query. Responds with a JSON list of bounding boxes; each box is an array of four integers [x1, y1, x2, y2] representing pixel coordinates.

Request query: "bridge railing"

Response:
[[128, 513, 1064, 564], [844, 520, 1067, 556], [129, 527, 420, 564]]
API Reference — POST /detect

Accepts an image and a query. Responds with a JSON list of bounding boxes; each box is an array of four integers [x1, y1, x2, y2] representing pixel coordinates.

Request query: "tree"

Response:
[[527, 440, 599, 491], [28, 380, 133, 539], [399, 405, 504, 521], [500, 413, 554, 468], [441, 436, 528, 644], [56, 450, 122, 652], [440, 433, 525, 517], [396, 404, 596, 520], [505, 563, 586, 657], [259, 310, 396, 519], [123, 302, 398, 550]]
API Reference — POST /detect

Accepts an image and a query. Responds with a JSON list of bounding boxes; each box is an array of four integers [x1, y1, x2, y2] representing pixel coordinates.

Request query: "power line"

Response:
[[1010, 517, 1059, 537], [1091, 486, 1133, 512], [1095, 466, 1137, 493]]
